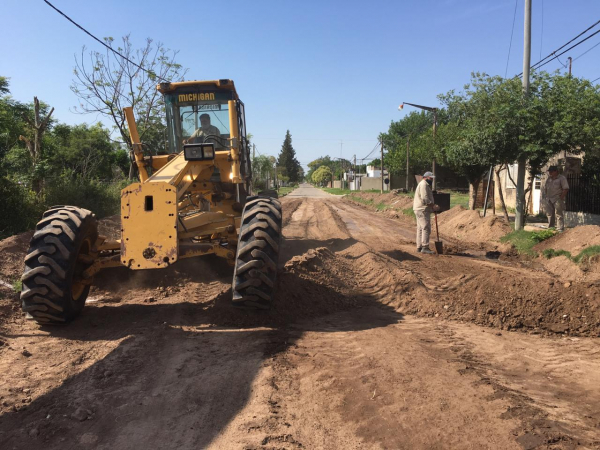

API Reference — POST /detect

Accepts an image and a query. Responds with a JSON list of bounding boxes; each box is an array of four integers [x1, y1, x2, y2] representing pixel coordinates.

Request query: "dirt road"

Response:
[[0, 184, 599, 449]]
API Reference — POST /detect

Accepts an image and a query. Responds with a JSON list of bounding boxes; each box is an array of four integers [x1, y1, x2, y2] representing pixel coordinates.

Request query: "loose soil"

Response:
[[346, 192, 513, 252], [534, 225, 600, 283], [0, 184, 599, 449]]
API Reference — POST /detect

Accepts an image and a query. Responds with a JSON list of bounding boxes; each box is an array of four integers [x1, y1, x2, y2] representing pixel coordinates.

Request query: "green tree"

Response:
[[311, 165, 332, 186], [71, 35, 187, 178], [277, 130, 302, 183], [380, 110, 437, 177]]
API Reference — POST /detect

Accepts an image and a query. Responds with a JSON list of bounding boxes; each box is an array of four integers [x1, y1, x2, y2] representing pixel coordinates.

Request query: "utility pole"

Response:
[[406, 136, 410, 191], [380, 137, 384, 193], [568, 56, 572, 76], [515, 0, 531, 231], [252, 143, 255, 160], [399, 102, 438, 189]]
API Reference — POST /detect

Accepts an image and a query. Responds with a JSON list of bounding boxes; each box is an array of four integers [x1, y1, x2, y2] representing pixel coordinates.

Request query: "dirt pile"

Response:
[[437, 206, 511, 248], [534, 225, 600, 282], [345, 192, 414, 212], [0, 231, 32, 283], [534, 224, 600, 253], [344, 193, 512, 251]]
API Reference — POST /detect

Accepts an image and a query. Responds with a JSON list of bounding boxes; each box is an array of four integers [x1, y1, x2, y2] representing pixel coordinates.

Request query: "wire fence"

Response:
[[566, 175, 600, 214]]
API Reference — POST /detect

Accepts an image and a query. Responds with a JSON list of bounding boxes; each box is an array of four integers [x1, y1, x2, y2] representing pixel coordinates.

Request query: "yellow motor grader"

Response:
[[20, 79, 282, 324]]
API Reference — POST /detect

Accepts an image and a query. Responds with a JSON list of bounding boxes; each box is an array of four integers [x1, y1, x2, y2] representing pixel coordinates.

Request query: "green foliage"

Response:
[[542, 248, 572, 259], [277, 130, 302, 183], [306, 155, 351, 181], [380, 110, 436, 177], [278, 185, 297, 197], [0, 75, 130, 238], [447, 191, 469, 209], [530, 229, 555, 243], [542, 246, 600, 264], [252, 154, 274, 190], [311, 165, 333, 186], [500, 230, 539, 256], [44, 178, 126, 219], [0, 176, 42, 239], [500, 228, 554, 256], [12, 279, 22, 293]]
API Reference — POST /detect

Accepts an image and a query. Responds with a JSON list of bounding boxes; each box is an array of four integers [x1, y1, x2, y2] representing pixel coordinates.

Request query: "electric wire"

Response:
[[504, 0, 519, 79], [592, 76, 600, 83], [573, 39, 600, 61], [43, 0, 168, 82], [531, 28, 600, 72], [515, 19, 600, 77], [362, 141, 381, 161]]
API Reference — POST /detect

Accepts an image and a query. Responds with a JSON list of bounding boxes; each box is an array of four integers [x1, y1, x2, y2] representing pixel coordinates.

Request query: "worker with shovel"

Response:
[[413, 171, 440, 254]]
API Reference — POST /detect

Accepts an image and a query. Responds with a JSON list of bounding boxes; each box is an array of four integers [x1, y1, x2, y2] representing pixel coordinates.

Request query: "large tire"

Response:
[[21, 206, 98, 324], [232, 195, 282, 309]]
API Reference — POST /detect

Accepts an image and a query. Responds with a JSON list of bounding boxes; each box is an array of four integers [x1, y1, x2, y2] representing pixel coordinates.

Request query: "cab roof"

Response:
[[156, 79, 239, 99]]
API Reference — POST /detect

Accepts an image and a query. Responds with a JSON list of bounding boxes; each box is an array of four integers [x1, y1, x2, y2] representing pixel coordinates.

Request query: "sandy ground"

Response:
[[0, 183, 599, 449]]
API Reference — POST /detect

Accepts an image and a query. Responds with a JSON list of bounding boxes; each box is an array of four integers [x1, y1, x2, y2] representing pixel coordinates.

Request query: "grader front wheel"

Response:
[[20, 206, 98, 324], [232, 196, 282, 309]]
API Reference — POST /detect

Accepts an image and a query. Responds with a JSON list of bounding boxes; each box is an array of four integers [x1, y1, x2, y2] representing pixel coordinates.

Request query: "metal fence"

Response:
[[566, 175, 600, 214]]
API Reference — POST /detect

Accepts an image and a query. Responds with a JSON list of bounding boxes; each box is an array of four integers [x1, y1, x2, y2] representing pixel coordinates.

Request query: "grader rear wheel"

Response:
[[20, 206, 98, 324], [232, 196, 282, 309]]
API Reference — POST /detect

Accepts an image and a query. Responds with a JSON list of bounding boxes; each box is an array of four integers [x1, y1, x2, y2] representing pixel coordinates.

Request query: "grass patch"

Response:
[[278, 186, 297, 197], [12, 279, 22, 292], [573, 245, 600, 263], [347, 195, 374, 206], [542, 245, 600, 264], [402, 208, 416, 219], [375, 202, 388, 211], [500, 229, 555, 256], [446, 192, 469, 209], [321, 188, 352, 195], [542, 248, 572, 259]]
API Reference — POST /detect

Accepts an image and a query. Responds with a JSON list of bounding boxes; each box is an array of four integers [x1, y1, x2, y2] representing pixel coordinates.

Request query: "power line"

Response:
[[573, 39, 600, 61], [515, 18, 600, 77], [592, 76, 600, 83], [362, 141, 381, 161], [43, 0, 168, 82], [533, 28, 600, 71], [504, 0, 519, 79]]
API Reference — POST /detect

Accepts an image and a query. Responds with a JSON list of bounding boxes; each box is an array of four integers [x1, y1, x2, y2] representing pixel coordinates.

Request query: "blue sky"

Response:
[[2, 0, 600, 171]]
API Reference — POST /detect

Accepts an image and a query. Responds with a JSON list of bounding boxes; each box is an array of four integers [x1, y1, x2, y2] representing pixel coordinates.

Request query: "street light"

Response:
[[399, 102, 438, 190]]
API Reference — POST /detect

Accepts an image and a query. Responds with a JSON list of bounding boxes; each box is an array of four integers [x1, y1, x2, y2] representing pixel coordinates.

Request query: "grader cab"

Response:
[[20, 79, 282, 324]]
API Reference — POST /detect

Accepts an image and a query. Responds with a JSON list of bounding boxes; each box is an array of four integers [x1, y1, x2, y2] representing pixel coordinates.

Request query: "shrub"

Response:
[[43, 178, 127, 219], [0, 177, 43, 239], [530, 229, 555, 243]]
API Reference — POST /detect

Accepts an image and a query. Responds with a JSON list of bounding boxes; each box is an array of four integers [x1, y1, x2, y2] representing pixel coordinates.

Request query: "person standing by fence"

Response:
[[544, 166, 569, 232]]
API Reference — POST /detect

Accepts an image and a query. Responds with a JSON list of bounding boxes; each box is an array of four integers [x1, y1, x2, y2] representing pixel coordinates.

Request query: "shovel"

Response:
[[434, 212, 443, 255]]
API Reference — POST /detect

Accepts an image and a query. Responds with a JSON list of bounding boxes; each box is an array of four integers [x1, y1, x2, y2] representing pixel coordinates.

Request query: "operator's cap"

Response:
[[423, 171, 435, 178], [548, 165, 558, 172]]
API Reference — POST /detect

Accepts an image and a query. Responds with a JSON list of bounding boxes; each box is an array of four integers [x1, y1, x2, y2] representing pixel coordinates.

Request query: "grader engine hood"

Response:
[[121, 182, 178, 269]]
